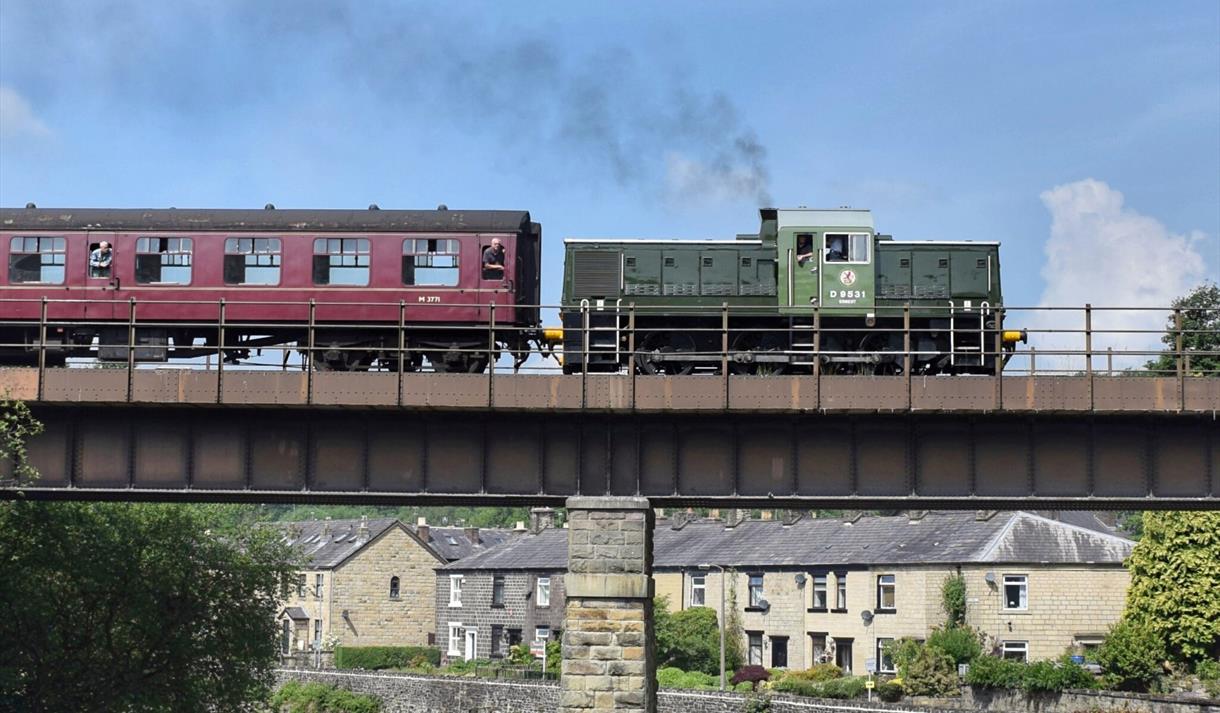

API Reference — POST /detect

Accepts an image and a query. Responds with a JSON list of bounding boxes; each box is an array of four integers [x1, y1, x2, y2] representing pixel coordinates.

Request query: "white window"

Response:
[[1001, 640, 1028, 662], [314, 573, 324, 598], [536, 576, 551, 607], [811, 573, 828, 609], [449, 574, 464, 607], [535, 626, 551, 642], [448, 623, 463, 655], [748, 632, 763, 666], [313, 620, 322, 648], [877, 638, 895, 673], [135, 237, 192, 284], [824, 232, 871, 264], [691, 574, 706, 607], [748, 574, 765, 608], [835, 573, 847, 610], [1003, 574, 1028, 610], [877, 574, 896, 611]]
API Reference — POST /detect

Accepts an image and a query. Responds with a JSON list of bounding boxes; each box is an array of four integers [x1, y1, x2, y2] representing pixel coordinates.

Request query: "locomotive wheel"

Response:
[[729, 331, 789, 376], [859, 332, 903, 375], [428, 352, 489, 373], [635, 331, 696, 376]]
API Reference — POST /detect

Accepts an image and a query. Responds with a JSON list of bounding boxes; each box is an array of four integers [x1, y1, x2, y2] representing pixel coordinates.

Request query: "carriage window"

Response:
[[8, 236, 65, 284], [134, 238, 192, 284], [224, 238, 282, 285], [313, 238, 370, 286], [824, 232, 870, 264], [403, 238, 459, 286]]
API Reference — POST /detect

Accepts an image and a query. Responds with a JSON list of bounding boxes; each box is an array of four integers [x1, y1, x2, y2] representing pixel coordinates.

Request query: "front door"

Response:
[[464, 629, 478, 661], [835, 638, 853, 673]]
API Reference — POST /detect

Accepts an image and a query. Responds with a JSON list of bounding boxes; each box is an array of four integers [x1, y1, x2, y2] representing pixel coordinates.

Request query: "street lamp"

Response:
[[698, 563, 727, 691]]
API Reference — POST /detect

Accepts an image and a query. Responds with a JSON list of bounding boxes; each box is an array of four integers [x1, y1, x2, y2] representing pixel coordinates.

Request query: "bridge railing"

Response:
[[1, 296, 1217, 411]]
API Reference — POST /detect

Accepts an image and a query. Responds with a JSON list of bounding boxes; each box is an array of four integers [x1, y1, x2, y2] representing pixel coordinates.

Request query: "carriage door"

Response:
[[478, 234, 515, 322], [819, 232, 875, 313], [782, 230, 821, 312], [84, 232, 120, 320]]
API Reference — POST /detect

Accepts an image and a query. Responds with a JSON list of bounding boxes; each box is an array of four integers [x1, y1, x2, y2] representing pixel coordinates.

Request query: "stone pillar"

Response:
[[561, 497, 655, 713]]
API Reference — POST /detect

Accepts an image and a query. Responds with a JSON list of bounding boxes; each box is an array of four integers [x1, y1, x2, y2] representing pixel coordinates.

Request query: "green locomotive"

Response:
[[559, 207, 1024, 375]]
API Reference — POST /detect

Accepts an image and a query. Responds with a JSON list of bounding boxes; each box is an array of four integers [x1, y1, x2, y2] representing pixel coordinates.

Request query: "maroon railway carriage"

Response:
[[0, 206, 542, 371]]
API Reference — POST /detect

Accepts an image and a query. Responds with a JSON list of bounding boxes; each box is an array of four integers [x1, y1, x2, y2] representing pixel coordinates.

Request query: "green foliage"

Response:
[[545, 639, 561, 674], [655, 602, 724, 675], [1096, 617, 1166, 692], [1117, 511, 1144, 540], [965, 655, 1026, 690], [941, 573, 967, 627], [771, 675, 867, 699], [1196, 658, 1220, 698], [900, 644, 960, 696], [966, 655, 1097, 693], [0, 398, 43, 484], [723, 573, 745, 673], [877, 681, 904, 702], [0, 501, 298, 712], [1145, 283, 1220, 376], [507, 643, 534, 665], [742, 692, 772, 713], [656, 667, 718, 690], [782, 663, 842, 682], [334, 646, 441, 670], [730, 665, 770, 690], [270, 681, 381, 713], [886, 637, 924, 676], [1122, 511, 1220, 664], [927, 625, 984, 665]]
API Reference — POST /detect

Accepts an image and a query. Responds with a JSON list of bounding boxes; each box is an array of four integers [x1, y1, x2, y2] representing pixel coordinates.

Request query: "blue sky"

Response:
[[2, 0, 1217, 338]]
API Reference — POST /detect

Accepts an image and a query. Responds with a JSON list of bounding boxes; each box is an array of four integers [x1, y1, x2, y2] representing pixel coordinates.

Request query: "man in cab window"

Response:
[[89, 241, 113, 277], [482, 238, 506, 280]]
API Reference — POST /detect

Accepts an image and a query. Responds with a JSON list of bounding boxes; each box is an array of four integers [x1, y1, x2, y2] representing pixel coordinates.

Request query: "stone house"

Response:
[[434, 519, 567, 663], [654, 510, 1134, 674], [276, 516, 511, 660]]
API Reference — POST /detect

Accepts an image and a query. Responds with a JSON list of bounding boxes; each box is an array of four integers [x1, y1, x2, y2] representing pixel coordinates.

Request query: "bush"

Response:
[[942, 574, 967, 627], [270, 681, 381, 713], [730, 665, 770, 691], [656, 667, 718, 690], [1021, 657, 1096, 693], [507, 643, 534, 666], [927, 625, 983, 665], [1196, 658, 1220, 698], [966, 655, 1025, 690], [783, 663, 842, 682], [772, 676, 866, 699], [1096, 618, 1166, 692], [901, 645, 959, 696], [877, 681, 904, 702], [655, 604, 725, 676], [819, 676, 867, 699], [333, 646, 441, 670]]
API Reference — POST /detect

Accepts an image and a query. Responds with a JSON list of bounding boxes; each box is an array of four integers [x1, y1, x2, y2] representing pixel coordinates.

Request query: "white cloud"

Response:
[[1025, 179, 1207, 372], [0, 86, 51, 140]]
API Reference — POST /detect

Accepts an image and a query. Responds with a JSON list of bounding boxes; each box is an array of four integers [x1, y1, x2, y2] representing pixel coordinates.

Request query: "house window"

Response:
[[835, 572, 847, 610], [535, 626, 550, 642], [8, 236, 65, 284], [296, 574, 306, 598], [747, 632, 763, 666], [224, 237, 281, 285], [506, 628, 522, 648], [877, 638, 896, 673], [536, 576, 551, 607], [691, 574, 706, 607], [811, 573, 828, 610], [771, 636, 789, 668], [1001, 640, 1028, 662], [389, 576, 400, 599], [313, 620, 322, 649], [449, 575, 463, 607], [312, 237, 370, 286], [748, 574, 765, 608], [809, 633, 829, 664], [281, 619, 291, 655], [1004, 575, 1028, 610], [490, 625, 504, 657], [492, 575, 505, 607], [876, 574, 896, 612], [314, 573, 324, 598], [403, 238, 460, 286], [448, 623, 463, 656], [835, 638, 853, 673], [135, 237, 192, 284]]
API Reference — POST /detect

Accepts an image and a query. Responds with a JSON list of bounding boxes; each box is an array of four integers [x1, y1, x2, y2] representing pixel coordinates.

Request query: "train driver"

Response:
[[825, 235, 847, 262], [89, 241, 113, 277], [796, 234, 815, 265], [482, 238, 506, 280]]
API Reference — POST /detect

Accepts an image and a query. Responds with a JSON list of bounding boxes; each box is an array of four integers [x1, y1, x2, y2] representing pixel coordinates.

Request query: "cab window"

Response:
[[312, 238, 370, 286], [403, 238, 460, 286], [825, 233, 870, 264]]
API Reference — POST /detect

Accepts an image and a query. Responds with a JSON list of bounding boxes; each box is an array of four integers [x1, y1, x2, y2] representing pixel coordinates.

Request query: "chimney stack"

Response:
[[725, 508, 746, 529], [357, 515, 369, 543], [908, 510, 928, 523], [529, 507, 556, 534], [671, 511, 692, 530], [781, 509, 803, 527], [975, 510, 999, 522], [416, 516, 430, 543], [465, 526, 480, 545], [322, 517, 332, 539]]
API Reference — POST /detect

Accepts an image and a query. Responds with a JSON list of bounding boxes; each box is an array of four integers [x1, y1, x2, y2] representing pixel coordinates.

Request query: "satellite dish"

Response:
[[861, 610, 874, 625], [984, 571, 996, 585]]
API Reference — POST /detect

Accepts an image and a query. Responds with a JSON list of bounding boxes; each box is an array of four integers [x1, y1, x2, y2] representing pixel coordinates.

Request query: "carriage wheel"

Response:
[[729, 331, 789, 376], [635, 331, 696, 376]]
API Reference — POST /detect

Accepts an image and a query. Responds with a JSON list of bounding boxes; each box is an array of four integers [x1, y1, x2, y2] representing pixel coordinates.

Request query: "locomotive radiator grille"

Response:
[[571, 251, 623, 297]]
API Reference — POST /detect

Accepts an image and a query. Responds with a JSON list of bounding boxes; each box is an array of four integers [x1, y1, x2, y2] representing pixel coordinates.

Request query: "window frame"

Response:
[[809, 632, 829, 665], [490, 624, 504, 658], [448, 623, 464, 656], [876, 573, 896, 613], [312, 236, 371, 286], [770, 635, 789, 669], [747, 631, 764, 666], [313, 620, 322, 649], [810, 572, 829, 611], [491, 574, 506, 608], [535, 625, 551, 643], [834, 572, 848, 611], [747, 573, 765, 610], [314, 573, 324, 598], [536, 575, 551, 607], [690, 574, 706, 607], [877, 637, 896, 673], [403, 237, 461, 287], [449, 574, 464, 607], [224, 237, 283, 286], [824, 231, 871, 265], [1001, 640, 1028, 662], [134, 236, 193, 285], [8, 236, 66, 285], [389, 575, 400, 599], [1003, 574, 1028, 611]]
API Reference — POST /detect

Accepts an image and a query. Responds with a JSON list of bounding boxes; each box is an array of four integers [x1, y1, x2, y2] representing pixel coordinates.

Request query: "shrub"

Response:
[[771, 678, 820, 696], [655, 604, 724, 676], [927, 625, 983, 665], [819, 676, 867, 699], [941, 573, 967, 627], [730, 665, 771, 691], [901, 645, 959, 696], [1096, 618, 1165, 692], [784, 662, 843, 682], [1021, 657, 1096, 693], [771, 676, 866, 699], [507, 643, 534, 666], [966, 655, 1025, 690], [656, 667, 718, 690], [333, 646, 440, 670], [886, 638, 924, 677], [270, 681, 381, 713], [1196, 658, 1220, 698], [877, 681, 904, 702], [545, 639, 561, 674]]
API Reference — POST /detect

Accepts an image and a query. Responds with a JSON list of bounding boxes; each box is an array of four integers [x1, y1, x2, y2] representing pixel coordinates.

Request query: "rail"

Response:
[[1, 296, 1217, 412]]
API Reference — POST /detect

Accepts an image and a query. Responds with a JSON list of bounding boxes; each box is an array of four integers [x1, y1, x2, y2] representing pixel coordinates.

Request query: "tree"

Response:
[[0, 398, 43, 485], [0, 501, 298, 712], [940, 573, 966, 627], [1096, 618, 1165, 692], [1121, 511, 1220, 664], [655, 603, 723, 675], [1145, 283, 1220, 376]]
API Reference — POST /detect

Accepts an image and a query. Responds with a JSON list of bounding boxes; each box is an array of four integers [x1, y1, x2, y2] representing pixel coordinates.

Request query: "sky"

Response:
[[1, 0, 1218, 365]]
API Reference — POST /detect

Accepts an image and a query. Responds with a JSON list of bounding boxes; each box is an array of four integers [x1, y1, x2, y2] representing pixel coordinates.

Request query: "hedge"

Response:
[[333, 646, 441, 670], [270, 681, 381, 713]]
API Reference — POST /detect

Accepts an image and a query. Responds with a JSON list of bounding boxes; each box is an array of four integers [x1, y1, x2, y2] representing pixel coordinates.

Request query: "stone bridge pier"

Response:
[[561, 497, 657, 713]]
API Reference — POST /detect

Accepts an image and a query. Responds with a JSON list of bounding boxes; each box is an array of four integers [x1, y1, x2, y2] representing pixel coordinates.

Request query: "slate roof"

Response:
[[281, 607, 310, 621], [276, 518, 414, 569], [413, 526, 514, 562], [440, 511, 1134, 572]]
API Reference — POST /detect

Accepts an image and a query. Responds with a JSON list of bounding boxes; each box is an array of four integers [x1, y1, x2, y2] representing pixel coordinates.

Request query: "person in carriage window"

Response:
[[89, 241, 113, 277], [796, 234, 815, 265], [825, 235, 847, 262], [481, 237, 506, 280]]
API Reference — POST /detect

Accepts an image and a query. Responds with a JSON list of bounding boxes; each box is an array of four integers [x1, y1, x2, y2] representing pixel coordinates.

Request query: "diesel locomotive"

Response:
[[561, 208, 1025, 375]]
